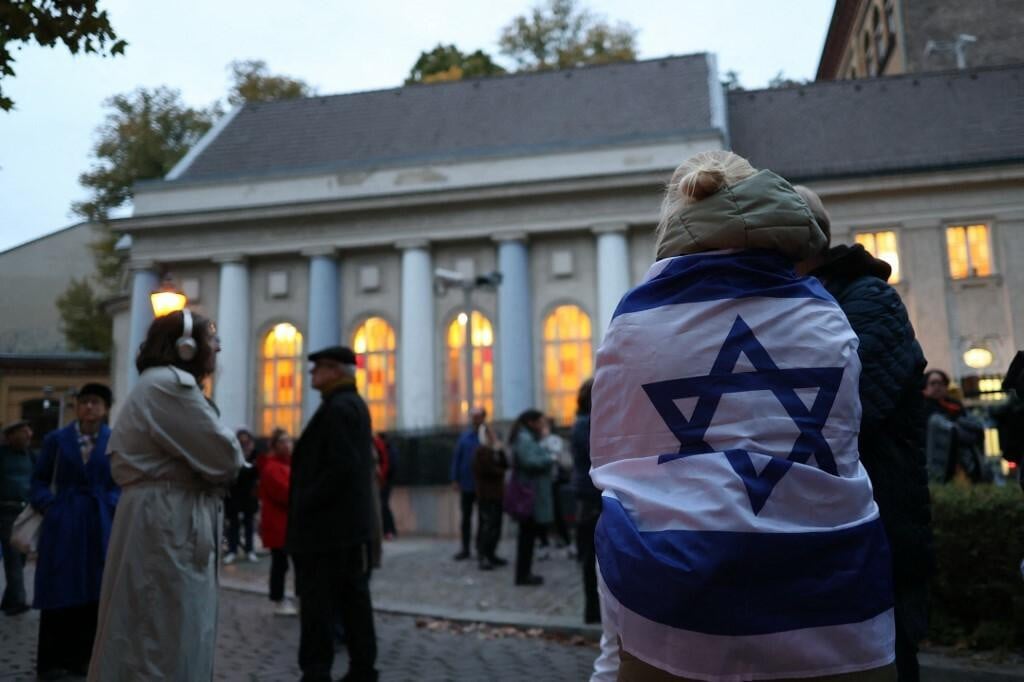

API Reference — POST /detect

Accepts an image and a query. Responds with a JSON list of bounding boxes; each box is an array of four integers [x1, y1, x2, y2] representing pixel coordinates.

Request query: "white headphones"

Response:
[[176, 309, 197, 361]]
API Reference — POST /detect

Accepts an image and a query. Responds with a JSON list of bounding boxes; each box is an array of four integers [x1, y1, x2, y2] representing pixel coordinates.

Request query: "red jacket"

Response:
[[258, 456, 291, 549]]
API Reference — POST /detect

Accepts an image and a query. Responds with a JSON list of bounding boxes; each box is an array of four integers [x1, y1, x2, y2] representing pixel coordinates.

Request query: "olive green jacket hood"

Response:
[[655, 170, 826, 261]]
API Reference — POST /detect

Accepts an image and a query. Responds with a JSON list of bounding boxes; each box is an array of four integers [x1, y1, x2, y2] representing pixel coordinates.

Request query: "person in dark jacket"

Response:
[[450, 407, 486, 560], [0, 420, 35, 616], [31, 383, 119, 679], [224, 427, 260, 564], [797, 186, 932, 682], [570, 378, 601, 624], [509, 409, 554, 586], [472, 423, 508, 570], [287, 346, 378, 682]]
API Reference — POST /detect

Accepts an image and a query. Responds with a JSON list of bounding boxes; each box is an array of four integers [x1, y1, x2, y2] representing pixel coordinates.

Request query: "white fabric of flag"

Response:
[[591, 249, 895, 681]]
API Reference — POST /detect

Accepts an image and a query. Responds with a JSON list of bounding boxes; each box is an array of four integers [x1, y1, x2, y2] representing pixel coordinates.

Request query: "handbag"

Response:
[[10, 451, 59, 555], [503, 471, 535, 521]]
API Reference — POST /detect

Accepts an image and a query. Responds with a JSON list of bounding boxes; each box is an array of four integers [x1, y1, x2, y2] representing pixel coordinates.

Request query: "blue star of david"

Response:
[[642, 315, 844, 515]]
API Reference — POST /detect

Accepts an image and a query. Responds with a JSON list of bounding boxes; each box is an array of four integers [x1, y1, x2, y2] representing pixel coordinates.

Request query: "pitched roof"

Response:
[[728, 64, 1024, 182], [174, 54, 717, 184]]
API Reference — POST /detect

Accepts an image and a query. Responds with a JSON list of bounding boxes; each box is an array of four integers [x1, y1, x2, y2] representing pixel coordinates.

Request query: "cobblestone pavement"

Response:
[[221, 536, 592, 631], [0, 586, 597, 681]]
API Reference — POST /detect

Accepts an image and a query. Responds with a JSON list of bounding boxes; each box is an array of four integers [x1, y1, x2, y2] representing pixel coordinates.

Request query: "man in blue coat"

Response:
[[31, 383, 119, 679], [451, 407, 486, 560]]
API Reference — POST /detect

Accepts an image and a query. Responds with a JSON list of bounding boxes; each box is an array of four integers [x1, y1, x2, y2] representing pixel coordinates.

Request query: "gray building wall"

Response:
[[0, 223, 100, 352], [903, 0, 1024, 72]]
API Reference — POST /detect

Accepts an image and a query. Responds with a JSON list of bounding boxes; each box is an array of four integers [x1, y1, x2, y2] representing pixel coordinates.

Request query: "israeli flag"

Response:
[[592, 250, 895, 681]]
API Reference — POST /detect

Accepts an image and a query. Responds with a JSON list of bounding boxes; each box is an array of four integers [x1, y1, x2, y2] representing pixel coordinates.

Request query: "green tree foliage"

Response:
[[498, 0, 636, 72], [59, 62, 312, 353], [0, 1, 127, 111], [227, 59, 314, 106], [72, 86, 216, 221], [722, 70, 743, 91], [54, 276, 112, 352], [767, 70, 809, 88], [406, 44, 506, 84]]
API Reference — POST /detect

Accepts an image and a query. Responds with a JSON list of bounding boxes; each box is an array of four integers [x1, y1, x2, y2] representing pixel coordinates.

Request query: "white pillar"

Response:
[[126, 264, 159, 391], [495, 234, 534, 419], [594, 224, 632, 343], [213, 256, 251, 428], [398, 240, 435, 429], [303, 249, 341, 421]]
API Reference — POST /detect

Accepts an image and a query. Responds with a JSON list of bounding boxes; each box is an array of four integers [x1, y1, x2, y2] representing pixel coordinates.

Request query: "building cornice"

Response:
[[113, 169, 670, 234]]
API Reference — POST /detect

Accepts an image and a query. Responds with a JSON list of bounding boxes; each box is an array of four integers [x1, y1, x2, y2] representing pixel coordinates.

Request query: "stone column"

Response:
[[213, 256, 251, 428], [594, 223, 632, 343], [303, 248, 341, 421], [398, 240, 436, 429], [494, 233, 534, 419], [126, 263, 159, 391]]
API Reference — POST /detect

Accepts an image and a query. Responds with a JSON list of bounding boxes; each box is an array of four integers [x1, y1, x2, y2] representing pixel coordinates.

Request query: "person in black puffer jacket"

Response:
[[796, 186, 933, 682]]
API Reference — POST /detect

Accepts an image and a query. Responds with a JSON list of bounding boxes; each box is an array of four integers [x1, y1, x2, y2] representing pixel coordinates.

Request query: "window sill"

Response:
[[949, 274, 1002, 290]]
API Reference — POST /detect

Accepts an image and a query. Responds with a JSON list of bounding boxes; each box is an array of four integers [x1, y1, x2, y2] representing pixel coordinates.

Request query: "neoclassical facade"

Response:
[[110, 54, 1024, 435]]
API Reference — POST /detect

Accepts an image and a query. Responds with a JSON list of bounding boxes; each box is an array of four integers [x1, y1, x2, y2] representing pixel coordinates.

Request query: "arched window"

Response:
[[260, 322, 304, 437], [353, 317, 397, 431], [543, 305, 593, 425], [445, 311, 494, 425]]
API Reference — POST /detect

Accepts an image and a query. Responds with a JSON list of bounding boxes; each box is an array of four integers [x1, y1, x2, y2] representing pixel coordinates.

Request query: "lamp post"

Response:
[[150, 274, 187, 317], [434, 269, 502, 420]]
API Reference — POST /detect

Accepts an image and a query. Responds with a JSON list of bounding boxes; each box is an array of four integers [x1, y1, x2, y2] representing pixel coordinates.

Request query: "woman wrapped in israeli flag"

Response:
[[592, 151, 895, 681]]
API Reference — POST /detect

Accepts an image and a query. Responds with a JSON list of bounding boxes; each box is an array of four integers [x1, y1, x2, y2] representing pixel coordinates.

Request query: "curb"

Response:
[[918, 652, 1024, 682], [219, 580, 1024, 680]]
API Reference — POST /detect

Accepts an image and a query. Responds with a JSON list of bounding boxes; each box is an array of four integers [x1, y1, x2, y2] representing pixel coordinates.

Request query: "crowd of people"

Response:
[[0, 148, 1021, 682]]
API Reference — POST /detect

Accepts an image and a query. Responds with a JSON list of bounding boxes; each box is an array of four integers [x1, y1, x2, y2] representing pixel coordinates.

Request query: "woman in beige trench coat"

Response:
[[88, 310, 244, 681]]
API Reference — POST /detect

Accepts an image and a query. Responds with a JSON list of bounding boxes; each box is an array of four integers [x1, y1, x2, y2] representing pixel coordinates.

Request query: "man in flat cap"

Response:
[[0, 420, 35, 615], [287, 346, 378, 681]]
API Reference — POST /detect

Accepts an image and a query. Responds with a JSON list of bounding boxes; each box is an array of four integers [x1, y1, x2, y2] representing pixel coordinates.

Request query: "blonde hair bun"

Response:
[[680, 166, 727, 202]]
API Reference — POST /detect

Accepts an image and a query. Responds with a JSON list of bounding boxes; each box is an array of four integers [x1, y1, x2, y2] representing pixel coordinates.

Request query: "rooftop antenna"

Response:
[[924, 33, 977, 70]]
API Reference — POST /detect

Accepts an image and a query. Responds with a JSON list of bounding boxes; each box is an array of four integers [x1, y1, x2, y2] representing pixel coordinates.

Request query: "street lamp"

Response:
[[434, 268, 503, 419], [150, 274, 187, 317]]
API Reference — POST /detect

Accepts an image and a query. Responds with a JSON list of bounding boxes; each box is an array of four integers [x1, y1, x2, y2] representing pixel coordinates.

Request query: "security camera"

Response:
[[474, 271, 504, 287]]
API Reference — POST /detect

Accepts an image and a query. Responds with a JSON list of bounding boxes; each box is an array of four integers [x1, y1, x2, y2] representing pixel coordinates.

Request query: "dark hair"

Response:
[[508, 409, 544, 447], [577, 378, 594, 416], [925, 369, 951, 386], [136, 310, 216, 382], [269, 427, 290, 448]]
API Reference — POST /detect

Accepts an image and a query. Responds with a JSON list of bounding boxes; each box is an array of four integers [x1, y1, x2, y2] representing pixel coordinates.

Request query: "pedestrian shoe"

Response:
[[273, 600, 298, 616], [515, 574, 544, 586], [2, 603, 30, 616], [223, 552, 237, 565], [452, 550, 471, 561], [489, 555, 508, 567], [247, 551, 260, 563], [478, 558, 495, 571]]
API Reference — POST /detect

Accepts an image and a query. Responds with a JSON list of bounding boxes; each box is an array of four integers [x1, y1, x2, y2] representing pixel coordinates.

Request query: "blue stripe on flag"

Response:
[[596, 496, 893, 636], [612, 250, 834, 320]]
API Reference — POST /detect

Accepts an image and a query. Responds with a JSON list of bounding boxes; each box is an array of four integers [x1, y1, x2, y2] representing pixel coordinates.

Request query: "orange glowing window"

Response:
[[854, 230, 901, 283], [353, 317, 397, 431], [260, 323, 303, 436], [946, 224, 992, 279], [542, 305, 593, 425], [445, 311, 494, 425]]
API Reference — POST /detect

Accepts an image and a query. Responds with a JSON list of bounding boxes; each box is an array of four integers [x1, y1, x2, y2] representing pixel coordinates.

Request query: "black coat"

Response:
[[286, 383, 376, 554], [813, 244, 934, 586]]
